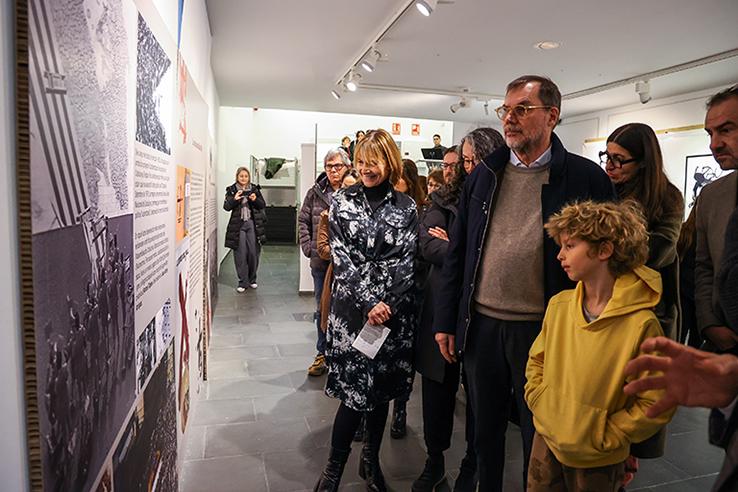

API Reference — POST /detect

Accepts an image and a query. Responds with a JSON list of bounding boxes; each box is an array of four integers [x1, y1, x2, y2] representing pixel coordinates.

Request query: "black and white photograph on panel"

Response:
[[33, 213, 136, 492], [113, 342, 178, 492], [136, 315, 156, 393], [136, 12, 173, 155], [684, 154, 735, 216], [156, 298, 173, 360], [136, 298, 172, 393], [28, 0, 134, 236]]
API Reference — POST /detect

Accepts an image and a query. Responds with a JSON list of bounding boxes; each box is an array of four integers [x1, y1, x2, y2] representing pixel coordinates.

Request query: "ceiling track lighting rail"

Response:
[[360, 83, 502, 100], [333, 0, 417, 88], [331, 0, 456, 97], [562, 48, 738, 100], [348, 47, 738, 108]]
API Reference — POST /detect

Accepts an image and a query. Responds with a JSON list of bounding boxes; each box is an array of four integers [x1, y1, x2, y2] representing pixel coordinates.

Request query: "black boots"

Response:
[[390, 399, 407, 439], [359, 414, 388, 492], [313, 447, 351, 492], [411, 454, 446, 492], [452, 454, 478, 492]]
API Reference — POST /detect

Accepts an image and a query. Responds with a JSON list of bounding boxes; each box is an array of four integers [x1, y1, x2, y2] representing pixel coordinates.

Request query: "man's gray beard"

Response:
[[505, 127, 546, 157]]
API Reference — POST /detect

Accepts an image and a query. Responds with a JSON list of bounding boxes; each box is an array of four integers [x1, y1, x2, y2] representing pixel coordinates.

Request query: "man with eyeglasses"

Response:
[[442, 146, 458, 183], [696, 85, 738, 355], [433, 134, 447, 151], [433, 75, 615, 491], [299, 148, 351, 376]]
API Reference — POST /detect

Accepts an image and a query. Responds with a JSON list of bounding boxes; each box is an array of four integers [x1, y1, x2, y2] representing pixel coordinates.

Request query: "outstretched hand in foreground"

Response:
[[623, 337, 738, 419]]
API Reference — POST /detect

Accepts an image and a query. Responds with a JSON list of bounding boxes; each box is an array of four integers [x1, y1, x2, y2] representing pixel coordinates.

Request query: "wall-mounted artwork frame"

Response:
[[684, 154, 734, 218]]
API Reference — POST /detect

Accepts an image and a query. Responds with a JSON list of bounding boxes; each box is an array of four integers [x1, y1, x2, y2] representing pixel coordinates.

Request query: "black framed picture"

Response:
[[684, 154, 734, 218]]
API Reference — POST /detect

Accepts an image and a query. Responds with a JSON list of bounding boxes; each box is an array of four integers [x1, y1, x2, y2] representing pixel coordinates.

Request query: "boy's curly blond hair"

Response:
[[545, 200, 649, 277]]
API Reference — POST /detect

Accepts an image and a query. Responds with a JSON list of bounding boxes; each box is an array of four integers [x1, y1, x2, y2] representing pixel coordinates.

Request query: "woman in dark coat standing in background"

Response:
[[314, 129, 418, 492], [602, 122, 684, 480], [223, 167, 266, 291]]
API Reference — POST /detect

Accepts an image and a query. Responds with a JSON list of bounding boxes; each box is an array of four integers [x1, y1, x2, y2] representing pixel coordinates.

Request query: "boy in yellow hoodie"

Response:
[[525, 200, 675, 492]]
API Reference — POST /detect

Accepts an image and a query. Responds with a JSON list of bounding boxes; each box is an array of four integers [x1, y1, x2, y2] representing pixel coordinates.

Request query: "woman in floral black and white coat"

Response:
[[313, 129, 418, 492]]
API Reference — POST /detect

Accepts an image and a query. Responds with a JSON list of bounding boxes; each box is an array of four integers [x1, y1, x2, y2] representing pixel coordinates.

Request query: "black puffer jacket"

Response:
[[416, 192, 457, 383], [298, 172, 333, 271], [224, 183, 267, 248]]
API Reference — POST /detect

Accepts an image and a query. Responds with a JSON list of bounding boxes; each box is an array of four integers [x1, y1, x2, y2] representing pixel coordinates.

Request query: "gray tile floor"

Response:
[[182, 245, 725, 492]]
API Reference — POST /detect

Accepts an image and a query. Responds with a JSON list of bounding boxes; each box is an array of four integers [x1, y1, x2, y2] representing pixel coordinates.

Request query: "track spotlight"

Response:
[[483, 101, 490, 116], [450, 97, 471, 113], [361, 50, 382, 72], [416, 0, 437, 16], [331, 89, 341, 100], [345, 72, 362, 91], [416, 0, 454, 16], [636, 80, 651, 104]]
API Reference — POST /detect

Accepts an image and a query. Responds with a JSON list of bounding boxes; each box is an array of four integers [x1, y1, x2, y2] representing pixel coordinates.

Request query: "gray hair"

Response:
[[324, 148, 351, 167], [460, 127, 505, 163]]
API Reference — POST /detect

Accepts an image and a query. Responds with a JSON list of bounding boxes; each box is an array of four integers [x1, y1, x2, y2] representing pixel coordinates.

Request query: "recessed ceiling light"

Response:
[[532, 41, 561, 50]]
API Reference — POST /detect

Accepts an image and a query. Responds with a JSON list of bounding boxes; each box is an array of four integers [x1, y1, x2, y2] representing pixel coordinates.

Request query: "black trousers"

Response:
[[421, 362, 475, 461], [464, 313, 541, 492]]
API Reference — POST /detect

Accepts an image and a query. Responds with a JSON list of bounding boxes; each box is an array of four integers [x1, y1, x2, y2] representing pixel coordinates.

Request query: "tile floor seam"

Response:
[[259, 453, 269, 492]]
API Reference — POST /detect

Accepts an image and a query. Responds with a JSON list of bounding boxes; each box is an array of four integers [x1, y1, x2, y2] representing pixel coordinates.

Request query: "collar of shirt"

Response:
[[510, 145, 552, 168]]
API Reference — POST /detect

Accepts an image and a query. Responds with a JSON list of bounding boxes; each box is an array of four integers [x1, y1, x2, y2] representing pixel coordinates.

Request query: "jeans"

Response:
[[311, 268, 327, 354]]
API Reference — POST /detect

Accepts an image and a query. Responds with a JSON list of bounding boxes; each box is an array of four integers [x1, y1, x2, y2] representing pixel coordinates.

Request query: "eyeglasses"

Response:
[[598, 151, 638, 169], [495, 104, 552, 121], [427, 182, 441, 191], [325, 164, 346, 171], [463, 157, 475, 167], [442, 162, 455, 169]]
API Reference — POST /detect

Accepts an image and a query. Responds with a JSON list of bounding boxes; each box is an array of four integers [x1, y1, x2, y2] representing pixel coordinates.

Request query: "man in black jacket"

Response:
[[432, 75, 615, 491], [298, 148, 350, 376]]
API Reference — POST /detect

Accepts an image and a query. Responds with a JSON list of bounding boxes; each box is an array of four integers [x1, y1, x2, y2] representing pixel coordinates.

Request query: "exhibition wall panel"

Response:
[[1, 0, 28, 488], [22, 0, 218, 489]]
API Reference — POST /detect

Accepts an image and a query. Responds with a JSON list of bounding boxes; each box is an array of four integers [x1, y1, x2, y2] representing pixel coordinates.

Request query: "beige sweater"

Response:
[[474, 162, 549, 321]]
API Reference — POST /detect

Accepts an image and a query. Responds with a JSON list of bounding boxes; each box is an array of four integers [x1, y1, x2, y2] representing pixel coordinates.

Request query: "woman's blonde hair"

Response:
[[545, 200, 649, 277], [354, 129, 403, 186]]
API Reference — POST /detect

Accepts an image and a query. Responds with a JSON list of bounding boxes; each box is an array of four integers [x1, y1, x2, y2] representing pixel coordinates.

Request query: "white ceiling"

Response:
[[206, 0, 738, 124]]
